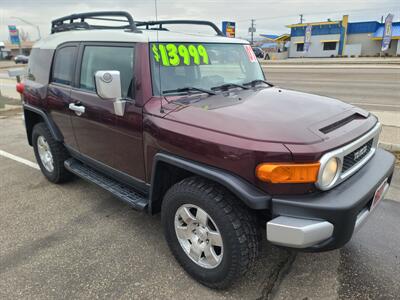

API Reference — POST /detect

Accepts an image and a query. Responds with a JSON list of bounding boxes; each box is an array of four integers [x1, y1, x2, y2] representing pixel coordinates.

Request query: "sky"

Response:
[[0, 0, 399, 42]]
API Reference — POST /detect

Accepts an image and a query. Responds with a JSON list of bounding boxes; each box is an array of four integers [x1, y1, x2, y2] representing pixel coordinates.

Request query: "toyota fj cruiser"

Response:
[[18, 11, 395, 289]]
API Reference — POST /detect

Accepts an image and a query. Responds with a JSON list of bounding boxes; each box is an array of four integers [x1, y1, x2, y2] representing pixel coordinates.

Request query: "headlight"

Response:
[[319, 157, 339, 188]]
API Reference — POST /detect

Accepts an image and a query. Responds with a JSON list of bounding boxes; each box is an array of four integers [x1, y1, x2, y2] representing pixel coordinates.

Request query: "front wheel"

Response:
[[161, 177, 260, 289]]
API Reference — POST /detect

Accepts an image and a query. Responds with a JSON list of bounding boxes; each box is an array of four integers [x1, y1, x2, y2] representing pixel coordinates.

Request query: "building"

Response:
[[288, 15, 400, 58], [0, 41, 34, 58]]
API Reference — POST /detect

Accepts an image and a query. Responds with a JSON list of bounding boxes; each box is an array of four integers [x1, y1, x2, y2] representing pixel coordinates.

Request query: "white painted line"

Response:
[[350, 102, 400, 108], [0, 149, 39, 170]]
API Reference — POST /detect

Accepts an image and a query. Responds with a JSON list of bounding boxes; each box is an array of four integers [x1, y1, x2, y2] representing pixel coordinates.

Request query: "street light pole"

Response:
[[10, 16, 41, 41]]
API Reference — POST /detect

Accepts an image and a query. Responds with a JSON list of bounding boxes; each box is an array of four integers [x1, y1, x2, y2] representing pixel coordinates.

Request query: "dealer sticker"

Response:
[[244, 45, 257, 63]]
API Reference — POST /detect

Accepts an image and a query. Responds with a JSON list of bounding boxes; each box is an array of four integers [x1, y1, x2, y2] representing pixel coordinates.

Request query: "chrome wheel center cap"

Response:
[[196, 226, 208, 242], [174, 204, 224, 269]]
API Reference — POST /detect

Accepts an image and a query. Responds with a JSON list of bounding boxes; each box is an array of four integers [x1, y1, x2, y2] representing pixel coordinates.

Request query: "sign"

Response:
[[304, 25, 312, 52], [222, 21, 236, 38], [244, 45, 257, 62], [381, 13, 394, 51], [152, 43, 210, 67], [8, 25, 20, 45]]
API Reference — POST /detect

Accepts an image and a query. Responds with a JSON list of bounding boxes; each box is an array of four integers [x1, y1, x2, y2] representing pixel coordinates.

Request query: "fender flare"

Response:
[[149, 152, 271, 211], [23, 104, 63, 143]]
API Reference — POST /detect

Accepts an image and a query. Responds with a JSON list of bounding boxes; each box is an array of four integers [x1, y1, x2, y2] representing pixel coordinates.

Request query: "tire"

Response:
[[161, 176, 260, 289], [32, 122, 72, 183]]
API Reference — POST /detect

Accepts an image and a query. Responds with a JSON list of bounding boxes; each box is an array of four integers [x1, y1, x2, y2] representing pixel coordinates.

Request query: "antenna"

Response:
[[154, 0, 165, 113]]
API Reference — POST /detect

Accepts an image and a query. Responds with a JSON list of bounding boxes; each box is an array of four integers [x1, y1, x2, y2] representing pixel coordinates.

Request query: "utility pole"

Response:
[[300, 14, 304, 24], [381, 15, 384, 23], [17, 29, 22, 55], [250, 19, 255, 45]]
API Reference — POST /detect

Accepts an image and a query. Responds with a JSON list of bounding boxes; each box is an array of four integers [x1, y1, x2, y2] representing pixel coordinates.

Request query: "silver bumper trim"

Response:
[[266, 216, 334, 248]]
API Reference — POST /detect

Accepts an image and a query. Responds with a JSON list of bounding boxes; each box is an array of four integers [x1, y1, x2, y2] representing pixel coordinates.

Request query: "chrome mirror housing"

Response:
[[94, 70, 126, 116]]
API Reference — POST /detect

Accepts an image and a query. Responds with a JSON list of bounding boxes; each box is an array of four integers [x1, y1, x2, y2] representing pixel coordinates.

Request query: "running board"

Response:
[[64, 158, 148, 211]]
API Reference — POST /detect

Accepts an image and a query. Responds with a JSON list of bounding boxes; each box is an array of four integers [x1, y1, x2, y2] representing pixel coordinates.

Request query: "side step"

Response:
[[64, 158, 149, 211]]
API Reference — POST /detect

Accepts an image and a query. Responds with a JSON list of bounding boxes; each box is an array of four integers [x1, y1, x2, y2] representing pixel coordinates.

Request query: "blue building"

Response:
[[287, 15, 400, 58]]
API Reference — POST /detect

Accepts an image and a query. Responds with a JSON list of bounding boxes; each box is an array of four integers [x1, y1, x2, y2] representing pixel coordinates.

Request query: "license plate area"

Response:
[[370, 178, 389, 210]]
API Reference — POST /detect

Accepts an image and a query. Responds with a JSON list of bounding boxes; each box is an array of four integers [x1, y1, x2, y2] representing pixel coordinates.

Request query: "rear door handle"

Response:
[[69, 103, 85, 116]]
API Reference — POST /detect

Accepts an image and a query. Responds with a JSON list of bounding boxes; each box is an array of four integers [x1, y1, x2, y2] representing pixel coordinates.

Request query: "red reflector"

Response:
[[16, 83, 24, 94]]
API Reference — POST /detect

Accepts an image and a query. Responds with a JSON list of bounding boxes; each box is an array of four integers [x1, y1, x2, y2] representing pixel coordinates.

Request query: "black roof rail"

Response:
[[51, 11, 140, 34], [135, 20, 225, 36]]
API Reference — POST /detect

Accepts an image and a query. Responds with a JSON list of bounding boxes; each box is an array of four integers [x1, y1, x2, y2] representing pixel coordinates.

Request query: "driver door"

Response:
[[70, 42, 146, 182]]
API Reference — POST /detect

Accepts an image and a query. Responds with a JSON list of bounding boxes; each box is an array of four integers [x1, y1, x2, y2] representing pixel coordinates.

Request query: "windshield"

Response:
[[150, 43, 264, 95]]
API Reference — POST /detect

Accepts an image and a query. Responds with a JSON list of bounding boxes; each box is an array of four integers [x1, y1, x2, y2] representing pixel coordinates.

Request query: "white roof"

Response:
[[33, 29, 248, 49]]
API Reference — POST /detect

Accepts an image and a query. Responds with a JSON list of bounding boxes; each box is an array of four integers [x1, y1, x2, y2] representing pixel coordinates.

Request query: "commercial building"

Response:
[[288, 15, 400, 58], [0, 41, 33, 59]]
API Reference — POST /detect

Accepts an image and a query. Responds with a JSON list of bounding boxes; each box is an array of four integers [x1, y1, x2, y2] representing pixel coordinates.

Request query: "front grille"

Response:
[[342, 139, 373, 172]]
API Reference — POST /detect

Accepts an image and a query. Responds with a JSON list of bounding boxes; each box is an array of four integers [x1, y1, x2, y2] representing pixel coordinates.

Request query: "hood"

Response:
[[164, 87, 369, 144]]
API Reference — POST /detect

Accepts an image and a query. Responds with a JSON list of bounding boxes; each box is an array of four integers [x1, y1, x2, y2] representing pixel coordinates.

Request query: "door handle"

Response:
[[69, 103, 85, 116]]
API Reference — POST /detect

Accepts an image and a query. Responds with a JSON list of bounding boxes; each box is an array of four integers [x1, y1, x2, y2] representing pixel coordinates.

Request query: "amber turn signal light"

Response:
[[256, 162, 321, 184]]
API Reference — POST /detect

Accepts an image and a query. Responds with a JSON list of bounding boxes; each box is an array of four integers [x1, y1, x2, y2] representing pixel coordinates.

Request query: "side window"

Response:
[[296, 43, 304, 52], [79, 46, 134, 98], [323, 42, 337, 51], [52, 46, 76, 85], [27, 48, 54, 84]]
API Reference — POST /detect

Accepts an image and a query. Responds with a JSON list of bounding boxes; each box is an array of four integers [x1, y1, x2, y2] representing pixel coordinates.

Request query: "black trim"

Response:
[[51, 11, 139, 33], [271, 148, 395, 252], [51, 43, 79, 87], [149, 152, 271, 211], [136, 20, 224, 36], [65, 158, 149, 211], [23, 104, 63, 142], [66, 145, 149, 195]]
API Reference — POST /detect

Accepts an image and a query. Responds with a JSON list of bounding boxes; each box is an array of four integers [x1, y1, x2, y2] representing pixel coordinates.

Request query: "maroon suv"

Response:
[[19, 12, 395, 288]]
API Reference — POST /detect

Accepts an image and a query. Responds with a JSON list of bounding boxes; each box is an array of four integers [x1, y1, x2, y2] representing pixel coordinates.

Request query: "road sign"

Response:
[[381, 14, 394, 52], [8, 25, 20, 45], [222, 21, 236, 38]]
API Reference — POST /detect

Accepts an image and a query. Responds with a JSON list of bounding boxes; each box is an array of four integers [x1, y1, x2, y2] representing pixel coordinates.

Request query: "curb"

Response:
[[259, 59, 400, 66], [0, 65, 17, 70], [379, 142, 400, 153]]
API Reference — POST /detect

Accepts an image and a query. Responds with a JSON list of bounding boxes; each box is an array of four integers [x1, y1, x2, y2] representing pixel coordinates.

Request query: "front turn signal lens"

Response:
[[256, 162, 320, 183]]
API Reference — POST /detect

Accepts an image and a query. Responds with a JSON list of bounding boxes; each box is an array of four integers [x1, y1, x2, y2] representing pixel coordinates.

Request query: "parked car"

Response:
[[14, 55, 29, 64], [252, 46, 264, 58], [18, 11, 395, 289]]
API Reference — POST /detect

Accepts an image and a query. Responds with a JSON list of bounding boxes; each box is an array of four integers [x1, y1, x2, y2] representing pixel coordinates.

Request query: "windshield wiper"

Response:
[[210, 83, 249, 91], [243, 79, 274, 87], [162, 87, 216, 95]]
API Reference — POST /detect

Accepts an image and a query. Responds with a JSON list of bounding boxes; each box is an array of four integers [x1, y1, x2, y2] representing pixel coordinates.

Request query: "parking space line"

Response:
[[0, 150, 39, 170]]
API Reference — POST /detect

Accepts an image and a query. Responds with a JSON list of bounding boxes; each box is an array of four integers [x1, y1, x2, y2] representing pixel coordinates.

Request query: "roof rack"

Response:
[[135, 20, 225, 36], [51, 11, 140, 34]]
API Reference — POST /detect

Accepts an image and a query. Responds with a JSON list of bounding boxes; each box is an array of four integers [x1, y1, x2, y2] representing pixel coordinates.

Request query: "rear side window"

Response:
[[52, 46, 76, 85], [27, 48, 54, 84], [79, 46, 134, 98]]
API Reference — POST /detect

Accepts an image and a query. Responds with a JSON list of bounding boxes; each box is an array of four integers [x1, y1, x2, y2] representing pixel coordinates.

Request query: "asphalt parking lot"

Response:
[[1, 112, 399, 299], [1, 65, 400, 299]]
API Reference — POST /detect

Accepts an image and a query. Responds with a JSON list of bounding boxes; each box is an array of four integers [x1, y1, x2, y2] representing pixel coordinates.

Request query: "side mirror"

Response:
[[95, 70, 126, 116]]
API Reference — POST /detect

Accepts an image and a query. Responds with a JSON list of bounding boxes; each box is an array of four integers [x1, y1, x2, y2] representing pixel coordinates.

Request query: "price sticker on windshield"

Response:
[[244, 45, 257, 63], [152, 43, 210, 67]]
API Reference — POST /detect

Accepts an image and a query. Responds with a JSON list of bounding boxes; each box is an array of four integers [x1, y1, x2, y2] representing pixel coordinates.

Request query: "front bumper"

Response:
[[266, 148, 395, 251]]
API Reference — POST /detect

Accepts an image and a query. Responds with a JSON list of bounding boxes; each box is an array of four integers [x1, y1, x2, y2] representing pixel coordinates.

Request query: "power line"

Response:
[[235, 6, 399, 23]]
